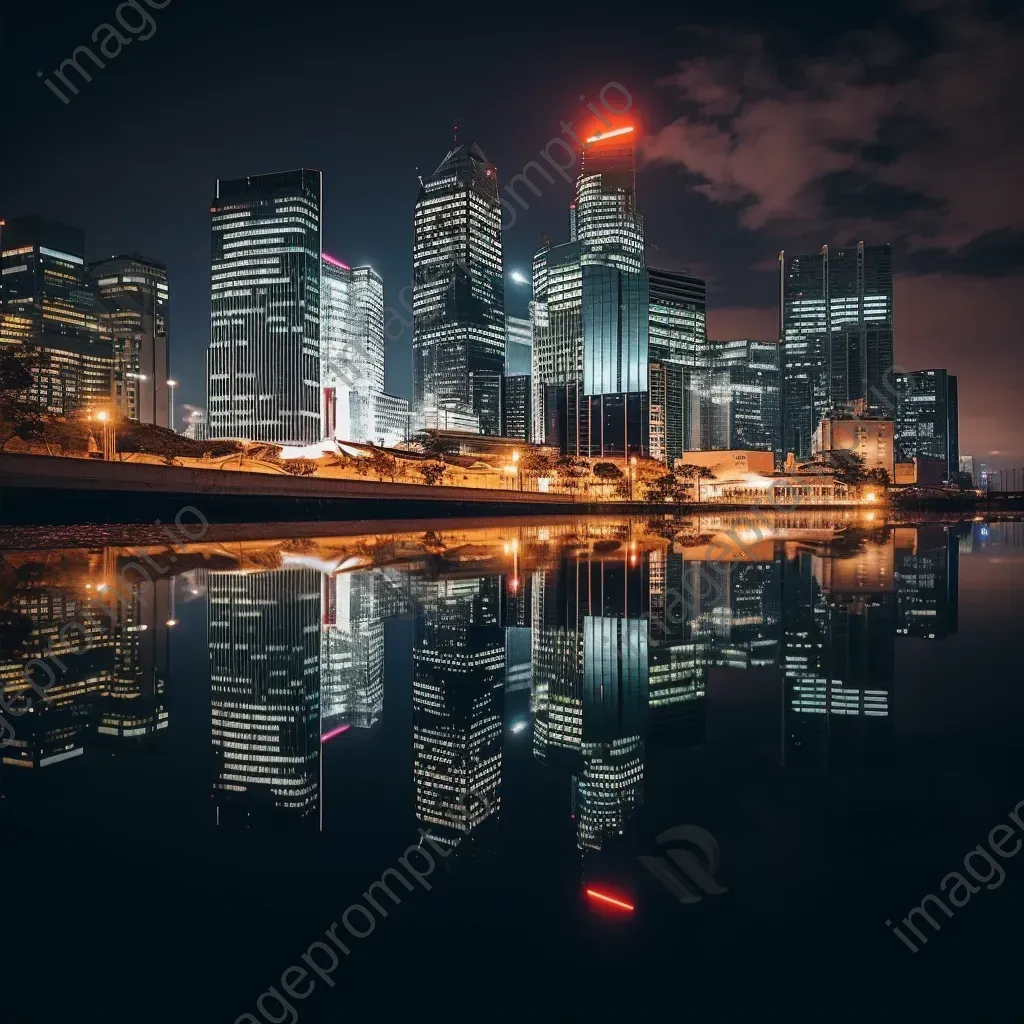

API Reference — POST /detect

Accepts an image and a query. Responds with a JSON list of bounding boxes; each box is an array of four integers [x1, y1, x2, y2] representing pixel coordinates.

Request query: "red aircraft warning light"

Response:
[[585, 888, 635, 912]]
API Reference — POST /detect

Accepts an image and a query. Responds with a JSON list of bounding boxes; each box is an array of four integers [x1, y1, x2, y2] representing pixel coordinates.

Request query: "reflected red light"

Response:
[[585, 888, 635, 912], [321, 724, 352, 743]]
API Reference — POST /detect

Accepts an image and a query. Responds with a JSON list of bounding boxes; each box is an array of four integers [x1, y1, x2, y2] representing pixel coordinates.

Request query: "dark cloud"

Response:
[[642, 0, 1024, 251]]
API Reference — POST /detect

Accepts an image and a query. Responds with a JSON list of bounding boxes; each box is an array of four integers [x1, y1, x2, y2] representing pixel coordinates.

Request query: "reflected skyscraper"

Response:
[[208, 569, 320, 826], [412, 575, 505, 847], [894, 526, 959, 639]]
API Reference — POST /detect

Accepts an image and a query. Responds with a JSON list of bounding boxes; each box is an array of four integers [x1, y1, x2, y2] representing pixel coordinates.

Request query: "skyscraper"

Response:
[[320, 254, 396, 443], [704, 340, 782, 459], [533, 124, 649, 456], [412, 141, 505, 434], [781, 243, 894, 459], [895, 369, 959, 477], [505, 314, 532, 376], [90, 255, 170, 427], [0, 216, 112, 415], [207, 169, 323, 444], [646, 268, 706, 464]]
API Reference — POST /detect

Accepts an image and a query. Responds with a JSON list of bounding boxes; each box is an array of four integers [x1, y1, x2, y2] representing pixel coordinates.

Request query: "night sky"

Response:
[[2, 0, 1021, 465]]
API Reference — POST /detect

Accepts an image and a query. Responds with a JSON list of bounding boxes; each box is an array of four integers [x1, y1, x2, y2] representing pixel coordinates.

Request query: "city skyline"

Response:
[[1, 1, 1020, 465]]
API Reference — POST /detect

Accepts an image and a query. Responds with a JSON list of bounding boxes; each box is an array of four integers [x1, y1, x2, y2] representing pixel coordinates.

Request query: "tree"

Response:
[[418, 461, 447, 486], [352, 455, 371, 478], [414, 430, 451, 460], [0, 352, 46, 452], [646, 472, 684, 504], [369, 448, 398, 483], [282, 458, 318, 476], [592, 461, 624, 481], [554, 454, 587, 495], [675, 463, 716, 502], [520, 448, 556, 483], [42, 417, 90, 456], [864, 467, 890, 487]]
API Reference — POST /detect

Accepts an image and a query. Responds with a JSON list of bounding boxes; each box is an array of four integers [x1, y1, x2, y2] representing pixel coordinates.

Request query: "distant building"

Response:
[[959, 455, 976, 485], [812, 411, 895, 479], [649, 361, 698, 465], [412, 140, 505, 434], [90, 255, 170, 426], [0, 216, 112, 415], [505, 315, 532, 376], [895, 369, 959, 478], [207, 168, 323, 444], [501, 374, 531, 441], [704, 340, 781, 461], [781, 243, 894, 459]]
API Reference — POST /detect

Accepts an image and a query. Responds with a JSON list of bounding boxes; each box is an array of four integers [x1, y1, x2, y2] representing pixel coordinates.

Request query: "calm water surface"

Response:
[[2, 513, 1023, 1021]]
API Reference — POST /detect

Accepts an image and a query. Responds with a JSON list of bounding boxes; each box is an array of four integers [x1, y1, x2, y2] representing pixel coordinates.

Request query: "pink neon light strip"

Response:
[[321, 724, 352, 743], [322, 252, 351, 270]]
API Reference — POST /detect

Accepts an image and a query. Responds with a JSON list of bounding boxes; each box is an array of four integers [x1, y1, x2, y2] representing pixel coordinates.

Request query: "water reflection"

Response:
[[0, 515, 1010, 851]]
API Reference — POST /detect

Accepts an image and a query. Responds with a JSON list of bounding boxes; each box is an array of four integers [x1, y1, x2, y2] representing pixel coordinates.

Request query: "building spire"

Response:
[[453, 119, 460, 147]]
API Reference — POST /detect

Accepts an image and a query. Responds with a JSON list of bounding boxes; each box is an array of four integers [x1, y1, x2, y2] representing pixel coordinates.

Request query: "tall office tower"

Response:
[[646, 268, 706, 463], [412, 140, 505, 435], [534, 125, 649, 455], [894, 525, 959, 639], [894, 369, 959, 476], [412, 575, 505, 848], [781, 242, 894, 460], [0, 216, 112, 415], [321, 571, 384, 733], [207, 169, 323, 444], [501, 374, 530, 440], [505, 314, 532, 376], [704, 340, 782, 459], [90, 255, 170, 427], [320, 254, 392, 442], [209, 569, 320, 827]]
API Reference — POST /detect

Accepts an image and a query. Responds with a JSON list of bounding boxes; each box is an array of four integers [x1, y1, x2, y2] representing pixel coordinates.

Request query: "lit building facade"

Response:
[[207, 169, 323, 444], [533, 126, 649, 456], [0, 216, 113, 415], [412, 141, 505, 434], [781, 243, 894, 459], [90, 255, 170, 426], [812, 414, 895, 479], [501, 373, 531, 441], [505, 314, 532, 376], [704, 340, 781, 460], [320, 254, 393, 443], [894, 369, 959, 477]]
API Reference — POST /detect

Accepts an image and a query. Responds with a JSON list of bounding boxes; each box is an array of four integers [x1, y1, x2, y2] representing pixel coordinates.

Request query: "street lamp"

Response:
[[512, 449, 521, 492], [167, 379, 178, 432], [629, 455, 637, 501], [90, 409, 116, 460]]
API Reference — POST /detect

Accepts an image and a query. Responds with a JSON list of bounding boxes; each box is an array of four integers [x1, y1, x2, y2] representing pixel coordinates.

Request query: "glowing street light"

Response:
[[167, 379, 178, 432], [512, 449, 521, 492]]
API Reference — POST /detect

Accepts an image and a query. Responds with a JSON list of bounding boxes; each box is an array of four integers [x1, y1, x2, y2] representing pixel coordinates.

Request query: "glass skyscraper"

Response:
[[781, 242, 894, 459], [505, 314, 532, 376], [207, 169, 323, 444], [0, 216, 113, 416], [320, 254, 388, 442], [704, 340, 782, 460], [412, 141, 505, 434], [533, 125, 649, 455], [895, 369, 959, 476], [90, 255, 170, 427]]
